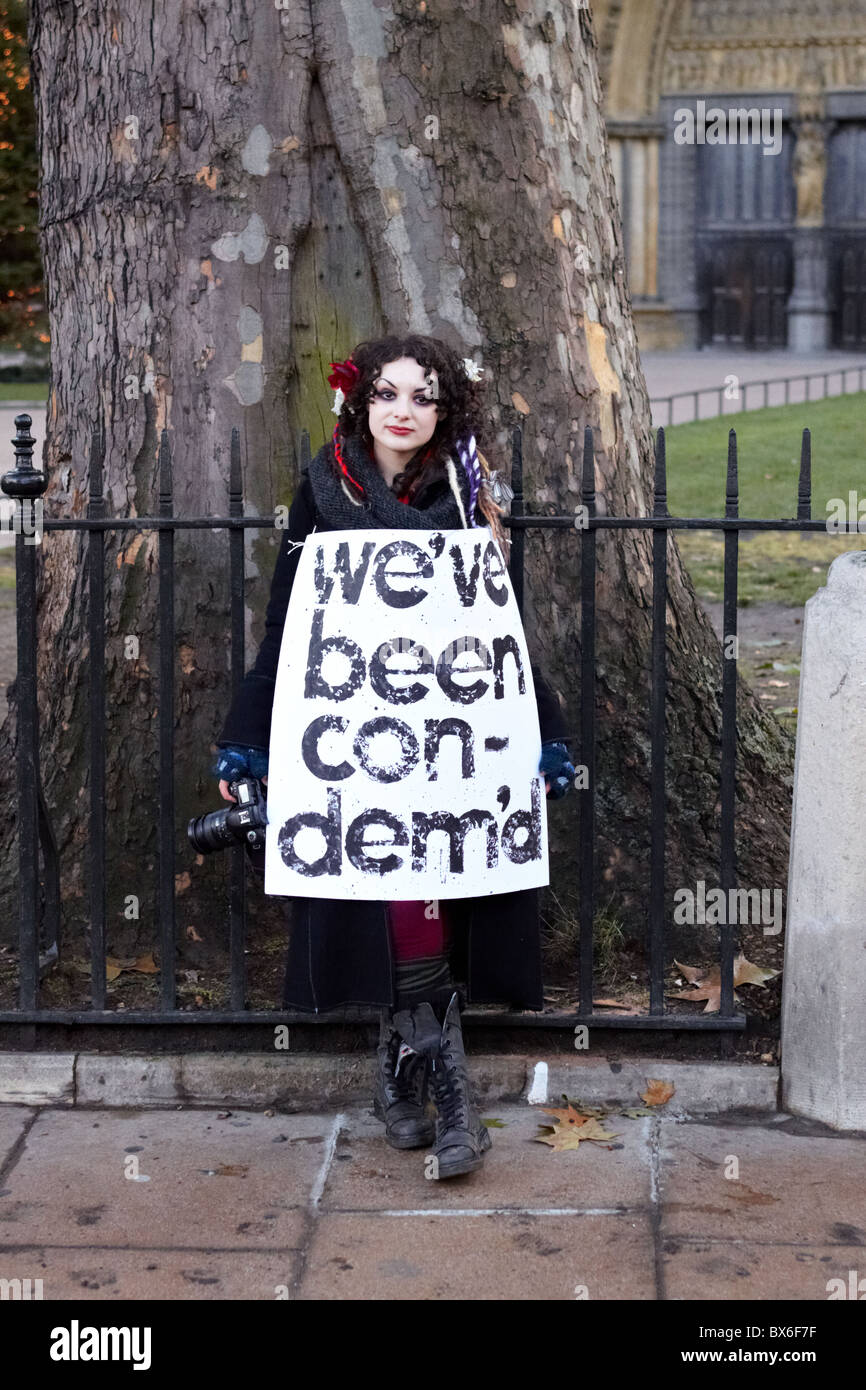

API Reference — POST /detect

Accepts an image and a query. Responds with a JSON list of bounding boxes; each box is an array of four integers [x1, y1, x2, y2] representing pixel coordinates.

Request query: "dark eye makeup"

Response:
[[373, 388, 435, 404]]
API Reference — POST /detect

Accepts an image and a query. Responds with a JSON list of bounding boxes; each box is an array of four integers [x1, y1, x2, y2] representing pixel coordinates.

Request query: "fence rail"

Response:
[[0, 412, 855, 1037], [651, 364, 866, 428]]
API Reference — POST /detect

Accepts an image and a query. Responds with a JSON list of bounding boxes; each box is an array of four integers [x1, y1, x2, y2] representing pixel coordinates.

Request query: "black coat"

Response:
[[218, 463, 570, 1013]]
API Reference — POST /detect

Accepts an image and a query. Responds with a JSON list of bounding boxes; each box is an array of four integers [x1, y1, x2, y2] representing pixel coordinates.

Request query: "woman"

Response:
[[213, 334, 575, 1179]]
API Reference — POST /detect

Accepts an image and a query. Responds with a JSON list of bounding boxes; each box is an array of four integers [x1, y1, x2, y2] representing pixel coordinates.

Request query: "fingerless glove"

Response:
[[538, 739, 576, 800], [212, 744, 270, 783]]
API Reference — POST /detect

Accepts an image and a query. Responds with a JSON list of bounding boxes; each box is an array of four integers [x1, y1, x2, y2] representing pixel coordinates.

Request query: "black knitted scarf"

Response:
[[306, 431, 476, 531]]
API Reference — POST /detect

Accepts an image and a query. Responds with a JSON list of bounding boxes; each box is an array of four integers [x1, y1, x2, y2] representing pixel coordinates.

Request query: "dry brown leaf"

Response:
[[535, 1114, 619, 1152], [213, 1163, 248, 1177], [641, 1079, 675, 1107], [186, 925, 204, 942], [671, 954, 779, 1013], [538, 1103, 589, 1129], [132, 953, 159, 974], [673, 958, 707, 985], [563, 1096, 609, 1119], [672, 971, 721, 1013], [105, 953, 159, 983], [535, 1127, 586, 1152], [592, 997, 632, 1009], [733, 954, 779, 988]]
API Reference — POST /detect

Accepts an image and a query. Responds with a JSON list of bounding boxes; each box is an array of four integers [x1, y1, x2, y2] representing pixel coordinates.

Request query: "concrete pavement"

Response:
[[0, 1096, 863, 1301]]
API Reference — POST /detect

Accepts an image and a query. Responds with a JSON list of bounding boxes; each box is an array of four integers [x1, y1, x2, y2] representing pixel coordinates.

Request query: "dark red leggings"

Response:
[[385, 898, 454, 1007]]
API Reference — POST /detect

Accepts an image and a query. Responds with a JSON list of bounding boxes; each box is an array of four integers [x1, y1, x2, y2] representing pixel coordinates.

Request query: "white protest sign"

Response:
[[264, 528, 549, 900]]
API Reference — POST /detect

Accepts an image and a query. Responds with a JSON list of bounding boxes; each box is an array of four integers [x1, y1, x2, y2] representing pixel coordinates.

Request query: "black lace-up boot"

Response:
[[411, 989, 491, 1179], [372, 1008, 435, 1149]]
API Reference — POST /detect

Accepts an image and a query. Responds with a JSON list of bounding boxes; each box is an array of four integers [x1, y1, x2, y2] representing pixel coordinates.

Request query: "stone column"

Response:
[[781, 551, 866, 1130], [657, 97, 701, 347], [787, 117, 833, 350]]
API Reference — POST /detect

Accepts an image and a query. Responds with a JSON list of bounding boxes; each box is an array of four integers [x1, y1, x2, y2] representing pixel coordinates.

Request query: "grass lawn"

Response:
[[664, 392, 866, 606], [0, 381, 48, 402]]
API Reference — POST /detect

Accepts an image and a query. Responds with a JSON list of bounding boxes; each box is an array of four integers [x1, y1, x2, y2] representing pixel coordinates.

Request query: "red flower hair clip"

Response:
[[327, 357, 360, 392]]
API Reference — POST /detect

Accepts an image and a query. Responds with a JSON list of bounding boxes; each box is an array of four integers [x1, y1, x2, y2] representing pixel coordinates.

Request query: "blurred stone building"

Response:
[[593, 0, 866, 349]]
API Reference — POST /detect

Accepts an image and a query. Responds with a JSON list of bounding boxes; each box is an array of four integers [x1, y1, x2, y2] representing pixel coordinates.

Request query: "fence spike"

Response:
[[581, 424, 595, 510], [797, 427, 812, 522], [229, 427, 243, 512], [653, 427, 668, 518], [725, 428, 739, 518], [158, 429, 173, 512], [88, 425, 105, 506]]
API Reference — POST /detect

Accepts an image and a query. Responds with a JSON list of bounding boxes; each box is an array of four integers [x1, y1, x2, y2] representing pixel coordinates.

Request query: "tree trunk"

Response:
[[2, 0, 792, 982]]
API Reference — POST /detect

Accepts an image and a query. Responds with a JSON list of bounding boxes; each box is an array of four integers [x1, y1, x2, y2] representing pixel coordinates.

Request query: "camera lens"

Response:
[[187, 809, 237, 854]]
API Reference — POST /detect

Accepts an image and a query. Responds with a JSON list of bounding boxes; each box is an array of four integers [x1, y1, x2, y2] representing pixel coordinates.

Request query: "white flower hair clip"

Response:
[[486, 470, 514, 507], [462, 358, 484, 382], [331, 386, 345, 416]]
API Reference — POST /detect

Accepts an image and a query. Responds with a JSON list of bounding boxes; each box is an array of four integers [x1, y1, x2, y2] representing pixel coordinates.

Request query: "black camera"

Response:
[[187, 776, 269, 855]]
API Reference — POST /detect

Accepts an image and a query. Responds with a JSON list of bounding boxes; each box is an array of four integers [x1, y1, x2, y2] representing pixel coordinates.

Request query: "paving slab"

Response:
[[322, 1104, 650, 1212], [0, 1101, 862, 1300], [658, 1118, 866, 1245], [0, 1108, 331, 1251], [0, 1105, 32, 1169], [661, 1237, 866, 1302], [0, 1246, 301, 1300], [297, 1210, 655, 1300]]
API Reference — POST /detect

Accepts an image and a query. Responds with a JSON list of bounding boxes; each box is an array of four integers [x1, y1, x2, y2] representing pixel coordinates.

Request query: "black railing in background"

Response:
[[0, 412, 843, 1033], [651, 364, 866, 428]]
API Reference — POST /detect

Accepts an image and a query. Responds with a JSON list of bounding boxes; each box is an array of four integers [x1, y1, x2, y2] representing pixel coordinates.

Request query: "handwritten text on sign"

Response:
[[265, 529, 548, 900]]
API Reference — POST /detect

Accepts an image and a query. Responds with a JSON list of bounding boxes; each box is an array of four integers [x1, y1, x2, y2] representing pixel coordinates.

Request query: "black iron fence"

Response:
[[0, 412, 851, 1037]]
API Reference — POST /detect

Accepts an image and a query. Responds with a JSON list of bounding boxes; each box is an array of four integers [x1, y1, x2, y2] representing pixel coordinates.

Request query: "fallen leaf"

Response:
[[592, 997, 631, 1009], [733, 955, 779, 988], [670, 968, 721, 1012], [186, 925, 204, 942], [674, 958, 707, 985], [670, 954, 779, 1013], [563, 1096, 609, 1119], [538, 1103, 590, 1129], [641, 1079, 675, 1108], [132, 953, 159, 974], [104, 953, 159, 982], [213, 1163, 248, 1177], [482, 1118, 507, 1128], [535, 1115, 619, 1152], [621, 1107, 653, 1119]]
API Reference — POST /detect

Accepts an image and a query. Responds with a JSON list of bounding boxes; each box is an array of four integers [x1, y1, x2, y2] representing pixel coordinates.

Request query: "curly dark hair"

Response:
[[332, 333, 491, 504]]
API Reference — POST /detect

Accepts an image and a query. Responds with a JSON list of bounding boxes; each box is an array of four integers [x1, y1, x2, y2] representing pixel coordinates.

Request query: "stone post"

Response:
[[781, 551, 866, 1130], [787, 227, 832, 351], [787, 115, 833, 351]]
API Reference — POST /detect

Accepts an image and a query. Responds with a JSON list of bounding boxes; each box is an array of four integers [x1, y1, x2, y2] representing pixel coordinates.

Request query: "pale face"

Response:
[[366, 357, 444, 479]]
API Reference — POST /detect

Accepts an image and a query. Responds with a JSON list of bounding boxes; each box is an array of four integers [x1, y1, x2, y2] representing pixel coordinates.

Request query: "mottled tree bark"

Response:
[[1, 0, 791, 976]]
